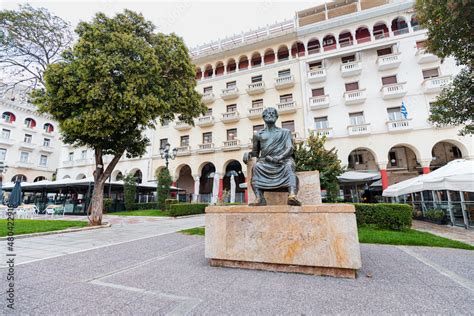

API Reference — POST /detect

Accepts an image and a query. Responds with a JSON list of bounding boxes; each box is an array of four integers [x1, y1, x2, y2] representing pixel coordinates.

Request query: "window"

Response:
[[203, 86, 213, 93], [252, 99, 263, 108], [422, 68, 439, 79], [308, 61, 322, 70], [68, 152, 74, 161], [43, 138, 50, 147], [381, 75, 398, 86], [180, 135, 189, 147], [312, 88, 325, 97], [253, 124, 264, 133], [39, 155, 48, 167], [349, 112, 365, 125], [0, 148, 6, 161], [81, 150, 87, 160], [43, 123, 54, 133], [251, 75, 262, 83], [280, 94, 293, 103], [25, 118, 36, 128], [226, 81, 236, 89], [282, 120, 295, 132], [226, 104, 237, 112], [227, 129, 237, 140], [345, 82, 359, 91], [159, 138, 168, 149], [1, 129, 10, 140], [2, 112, 15, 123], [387, 107, 403, 121], [205, 108, 213, 116], [24, 134, 32, 143], [377, 47, 393, 56], [20, 152, 29, 163], [278, 69, 291, 77], [341, 55, 356, 63], [314, 116, 329, 130], [349, 153, 364, 165], [202, 132, 212, 144], [389, 151, 398, 167]]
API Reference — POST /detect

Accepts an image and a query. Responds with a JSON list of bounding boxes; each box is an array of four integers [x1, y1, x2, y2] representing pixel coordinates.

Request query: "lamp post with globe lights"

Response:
[[159, 143, 177, 169]]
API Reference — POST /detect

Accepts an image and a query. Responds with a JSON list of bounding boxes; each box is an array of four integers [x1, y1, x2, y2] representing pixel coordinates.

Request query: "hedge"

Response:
[[169, 203, 208, 217], [131, 202, 159, 210], [354, 203, 412, 231]]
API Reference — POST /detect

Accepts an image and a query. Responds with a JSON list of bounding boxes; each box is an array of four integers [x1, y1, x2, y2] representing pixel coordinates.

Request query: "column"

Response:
[[218, 177, 224, 201], [378, 162, 389, 190], [420, 159, 431, 174], [193, 176, 200, 203]]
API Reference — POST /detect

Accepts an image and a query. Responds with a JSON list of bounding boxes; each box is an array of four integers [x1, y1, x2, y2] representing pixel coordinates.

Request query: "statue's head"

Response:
[[262, 107, 278, 124]]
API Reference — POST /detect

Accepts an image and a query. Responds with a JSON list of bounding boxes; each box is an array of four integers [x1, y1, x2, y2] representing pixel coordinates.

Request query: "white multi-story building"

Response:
[[0, 87, 60, 183]]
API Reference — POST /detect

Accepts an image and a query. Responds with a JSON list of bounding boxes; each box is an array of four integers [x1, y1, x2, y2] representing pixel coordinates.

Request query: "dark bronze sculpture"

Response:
[[243, 107, 301, 206]]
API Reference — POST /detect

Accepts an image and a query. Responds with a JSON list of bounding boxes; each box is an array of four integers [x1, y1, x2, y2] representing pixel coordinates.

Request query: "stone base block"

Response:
[[205, 204, 362, 279]]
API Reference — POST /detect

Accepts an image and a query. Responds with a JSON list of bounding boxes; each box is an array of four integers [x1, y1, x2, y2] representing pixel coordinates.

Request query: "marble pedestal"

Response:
[[205, 204, 362, 278]]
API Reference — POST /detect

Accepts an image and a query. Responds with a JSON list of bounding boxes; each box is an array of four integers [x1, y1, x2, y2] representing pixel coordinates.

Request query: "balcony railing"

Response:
[[307, 68, 326, 83], [19, 142, 36, 150], [416, 48, 439, 64], [344, 89, 366, 105], [381, 83, 407, 99], [309, 95, 330, 110], [196, 115, 215, 127], [340, 61, 362, 77], [274, 75, 294, 89], [197, 143, 215, 154], [0, 137, 14, 146], [247, 106, 264, 119], [221, 111, 240, 123], [202, 92, 215, 104], [377, 53, 401, 70], [276, 101, 297, 114], [246, 82, 265, 95], [347, 123, 371, 136], [39, 146, 55, 153], [221, 86, 239, 100], [423, 76, 451, 93], [175, 145, 191, 156], [174, 121, 192, 130], [386, 119, 412, 132], [223, 139, 240, 151], [315, 128, 333, 138]]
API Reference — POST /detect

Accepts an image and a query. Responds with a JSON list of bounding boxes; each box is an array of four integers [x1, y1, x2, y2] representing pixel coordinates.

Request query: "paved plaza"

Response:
[[1, 216, 473, 315]]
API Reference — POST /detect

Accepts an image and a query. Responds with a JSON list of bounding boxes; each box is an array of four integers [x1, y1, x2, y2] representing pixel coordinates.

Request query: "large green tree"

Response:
[[32, 10, 205, 225], [0, 4, 73, 90], [415, 0, 473, 135], [294, 132, 344, 202]]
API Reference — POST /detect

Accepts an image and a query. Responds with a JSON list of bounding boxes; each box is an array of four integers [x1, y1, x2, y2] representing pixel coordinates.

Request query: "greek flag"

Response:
[[401, 101, 408, 119]]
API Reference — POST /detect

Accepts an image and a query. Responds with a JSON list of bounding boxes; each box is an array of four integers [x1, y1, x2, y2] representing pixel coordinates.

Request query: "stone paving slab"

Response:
[[412, 220, 474, 246], [1, 231, 473, 315]]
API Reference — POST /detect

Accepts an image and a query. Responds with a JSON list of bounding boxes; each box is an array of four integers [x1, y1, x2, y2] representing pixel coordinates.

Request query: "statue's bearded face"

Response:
[[262, 108, 278, 124]]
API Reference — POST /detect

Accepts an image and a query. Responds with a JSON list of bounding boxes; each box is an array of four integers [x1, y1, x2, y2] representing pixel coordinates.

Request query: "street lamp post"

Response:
[[159, 143, 177, 169]]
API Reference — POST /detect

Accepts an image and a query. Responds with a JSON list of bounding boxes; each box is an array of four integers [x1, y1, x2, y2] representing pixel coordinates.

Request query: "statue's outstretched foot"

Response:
[[287, 195, 301, 206], [249, 198, 267, 206]]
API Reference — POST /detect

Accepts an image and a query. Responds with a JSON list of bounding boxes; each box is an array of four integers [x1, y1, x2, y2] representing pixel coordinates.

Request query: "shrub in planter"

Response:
[[165, 199, 178, 210], [354, 203, 412, 231], [169, 203, 207, 217], [425, 209, 448, 224]]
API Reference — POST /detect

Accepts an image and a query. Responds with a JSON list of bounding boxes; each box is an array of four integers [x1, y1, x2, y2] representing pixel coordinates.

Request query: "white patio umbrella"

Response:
[[211, 172, 220, 204], [193, 177, 200, 202], [230, 174, 236, 203]]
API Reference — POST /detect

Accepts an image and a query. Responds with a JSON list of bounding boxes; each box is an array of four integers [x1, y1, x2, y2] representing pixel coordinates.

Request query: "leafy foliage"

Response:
[[294, 132, 344, 202], [0, 4, 73, 90], [415, 0, 474, 135], [156, 168, 172, 209], [169, 203, 207, 217], [355, 203, 412, 231], [123, 173, 137, 211]]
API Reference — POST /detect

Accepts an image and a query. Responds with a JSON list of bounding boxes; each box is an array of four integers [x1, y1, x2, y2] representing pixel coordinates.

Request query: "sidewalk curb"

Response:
[[0, 223, 112, 240]]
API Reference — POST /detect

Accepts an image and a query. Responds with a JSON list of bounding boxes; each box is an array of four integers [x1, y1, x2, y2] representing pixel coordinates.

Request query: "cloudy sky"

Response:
[[1, 0, 325, 48]]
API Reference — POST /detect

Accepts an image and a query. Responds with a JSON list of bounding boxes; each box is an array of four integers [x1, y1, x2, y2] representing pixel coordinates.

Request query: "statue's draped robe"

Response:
[[251, 127, 296, 190]]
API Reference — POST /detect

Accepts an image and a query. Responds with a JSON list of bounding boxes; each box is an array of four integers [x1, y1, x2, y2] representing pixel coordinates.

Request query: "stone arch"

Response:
[[199, 162, 216, 199], [386, 143, 421, 171], [62, 175, 71, 179], [322, 34, 336, 51], [391, 16, 409, 35], [195, 67, 202, 80], [76, 173, 86, 180], [410, 14, 419, 30], [277, 45, 289, 61], [129, 168, 143, 184], [34, 176, 46, 182], [203, 64, 213, 78], [238, 55, 249, 70], [307, 38, 320, 55], [338, 30, 354, 47], [263, 48, 275, 64], [355, 26, 371, 43], [175, 164, 193, 201], [347, 148, 379, 172], [290, 41, 305, 58], [226, 58, 236, 73], [430, 140, 467, 169], [11, 174, 27, 182], [174, 163, 193, 181], [222, 160, 245, 202], [373, 21, 389, 39], [112, 170, 123, 181], [215, 61, 225, 76], [250, 52, 262, 67]]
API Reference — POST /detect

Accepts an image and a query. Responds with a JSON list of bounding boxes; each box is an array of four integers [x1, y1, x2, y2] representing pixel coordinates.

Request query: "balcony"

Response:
[[386, 119, 412, 132], [377, 53, 401, 70], [340, 61, 362, 77], [39, 146, 55, 153], [344, 89, 366, 105], [274, 75, 294, 90], [247, 106, 264, 119], [19, 142, 36, 150], [42, 131, 55, 138], [197, 143, 215, 154], [174, 121, 192, 131], [196, 115, 215, 127], [0, 120, 16, 128], [314, 128, 333, 138], [423, 76, 452, 93], [222, 139, 240, 151], [0, 137, 14, 146], [381, 83, 407, 99], [246, 82, 265, 95], [23, 126, 38, 133], [220, 87, 239, 100], [416, 48, 439, 64], [309, 95, 330, 110], [276, 101, 297, 114], [202, 92, 215, 104], [347, 124, 371, 136], [175, 146, 191, 156], [221, 111, 240, 123], [307, 68, 326, 83], [15, 161, 34, 169]]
